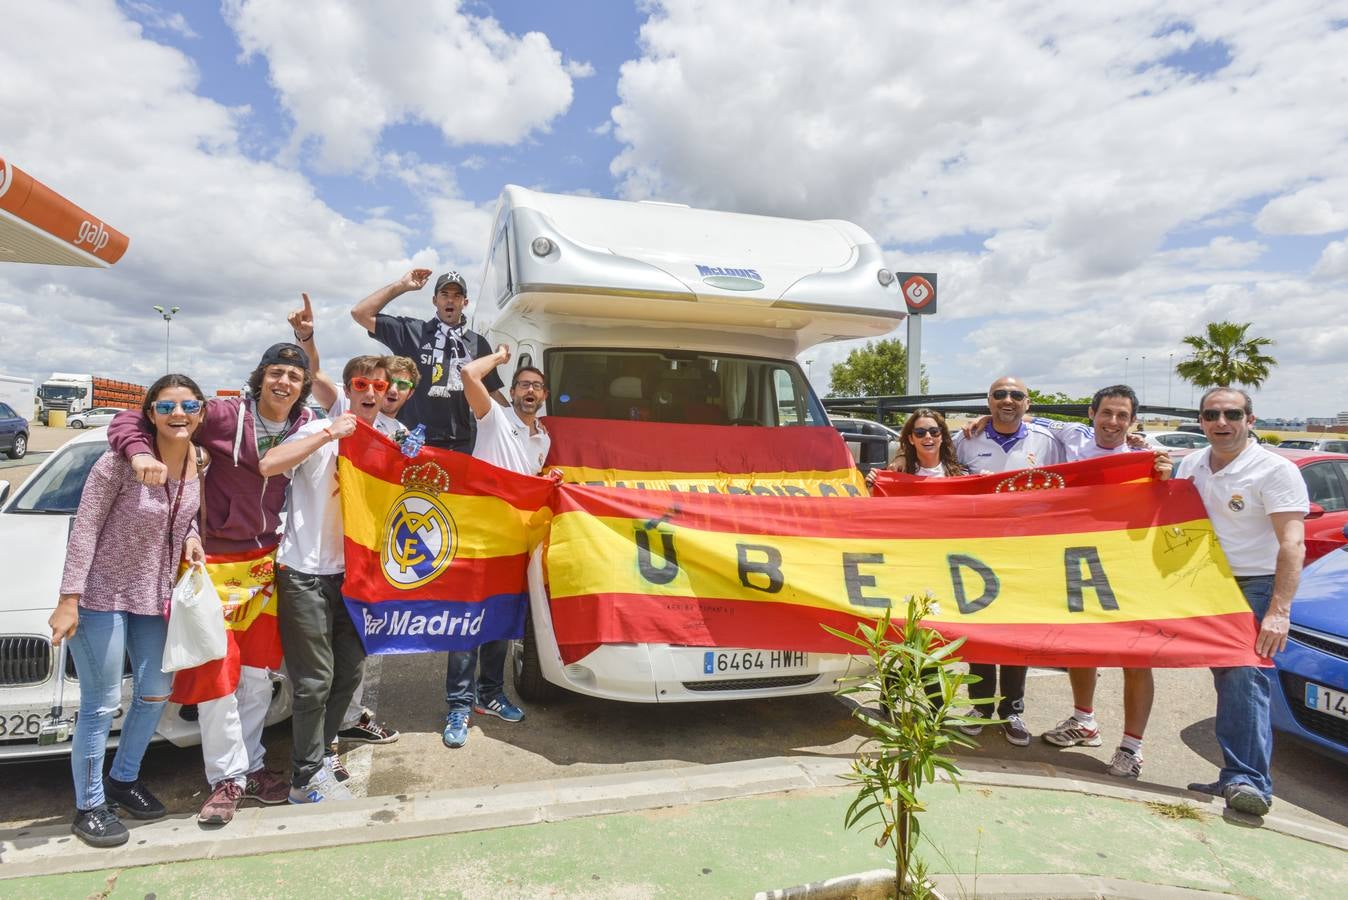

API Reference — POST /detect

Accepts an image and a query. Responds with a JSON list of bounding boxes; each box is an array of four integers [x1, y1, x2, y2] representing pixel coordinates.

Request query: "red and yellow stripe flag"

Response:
[[170, 546, 280, 704], [338, 423, 553, 654], [543, 455, 1264, 668], [544, 417, 867, 496]]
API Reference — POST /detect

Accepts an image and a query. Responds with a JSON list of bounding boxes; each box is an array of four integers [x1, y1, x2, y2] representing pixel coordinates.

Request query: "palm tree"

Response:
[[1175, 321, 1277, 389]]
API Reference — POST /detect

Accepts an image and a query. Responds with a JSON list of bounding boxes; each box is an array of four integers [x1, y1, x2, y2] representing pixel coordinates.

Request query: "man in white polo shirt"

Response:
[[1177, 387, 1306, 817], [441, 344, 550, 749], [953, 375, 1063, 746]]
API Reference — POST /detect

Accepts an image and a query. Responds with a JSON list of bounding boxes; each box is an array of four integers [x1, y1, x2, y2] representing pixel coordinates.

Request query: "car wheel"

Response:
[[510, 610, 563, 702], [71, 419, 85, 429], [6, 433, 25, 459]]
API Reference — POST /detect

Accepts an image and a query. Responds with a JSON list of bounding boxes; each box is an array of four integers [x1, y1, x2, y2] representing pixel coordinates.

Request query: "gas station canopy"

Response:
[[0, 156, 129, 267]]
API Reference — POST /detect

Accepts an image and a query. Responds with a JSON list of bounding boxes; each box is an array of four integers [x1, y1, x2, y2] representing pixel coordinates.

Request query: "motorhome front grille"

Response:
[[0, 636, 51, 686], [1289, 628, 1348, 663], [1279, 672, 1348, 745], [682, 674, 819, 692]]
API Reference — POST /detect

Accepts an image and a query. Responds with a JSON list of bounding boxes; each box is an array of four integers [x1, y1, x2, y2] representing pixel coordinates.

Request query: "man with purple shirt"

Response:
[[950, 375, 1063, 746]]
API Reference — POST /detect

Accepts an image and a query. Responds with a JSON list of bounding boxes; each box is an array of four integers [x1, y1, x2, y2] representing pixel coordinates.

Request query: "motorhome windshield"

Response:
[[544, 348, 826, 427]]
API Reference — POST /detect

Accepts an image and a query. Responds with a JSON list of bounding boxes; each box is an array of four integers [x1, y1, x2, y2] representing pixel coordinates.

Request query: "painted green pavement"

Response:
[[7, 785, 1344, 898]]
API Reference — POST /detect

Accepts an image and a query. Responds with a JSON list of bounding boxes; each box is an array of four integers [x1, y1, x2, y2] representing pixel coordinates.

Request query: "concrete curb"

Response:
[[1, 754, 1344, 882]]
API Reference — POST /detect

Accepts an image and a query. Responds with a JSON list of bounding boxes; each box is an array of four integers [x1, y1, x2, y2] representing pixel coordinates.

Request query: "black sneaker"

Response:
[[325, 748, 351, 783], [336, 711, 400, 744], [72, 805, 129, 848], [105, 778, 166, 820]]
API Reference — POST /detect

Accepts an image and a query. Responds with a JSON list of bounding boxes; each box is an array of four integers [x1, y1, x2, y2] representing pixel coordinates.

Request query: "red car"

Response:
[[1267, 448, 1348, 563]]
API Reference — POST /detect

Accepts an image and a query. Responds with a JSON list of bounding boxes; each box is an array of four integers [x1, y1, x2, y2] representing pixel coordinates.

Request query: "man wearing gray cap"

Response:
[[351, 268, 505, 452]]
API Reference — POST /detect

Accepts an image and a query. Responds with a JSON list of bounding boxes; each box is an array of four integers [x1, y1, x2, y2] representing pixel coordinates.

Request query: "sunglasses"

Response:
[[911, 427, 942, 438], [152, 399, 203, 415], [1201, 408, 1247, 422], [991, 389, 1027, 401], [349, 377, 389, 393], [389, 378, 414, 392]]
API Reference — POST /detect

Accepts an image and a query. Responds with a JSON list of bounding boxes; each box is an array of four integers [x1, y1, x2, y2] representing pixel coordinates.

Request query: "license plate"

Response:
[[0, 709, 56, 740], [703, 650, 809, 676], [1305, 682, 1348, 721]]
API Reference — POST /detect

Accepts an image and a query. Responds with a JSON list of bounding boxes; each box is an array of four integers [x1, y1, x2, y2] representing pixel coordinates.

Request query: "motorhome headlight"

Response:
[[876, 268, 895, 286], [531, 237, 555, 257]]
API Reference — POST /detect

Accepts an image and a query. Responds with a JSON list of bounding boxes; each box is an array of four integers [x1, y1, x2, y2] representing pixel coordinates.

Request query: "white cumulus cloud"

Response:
[[223, 0, 579, 172]]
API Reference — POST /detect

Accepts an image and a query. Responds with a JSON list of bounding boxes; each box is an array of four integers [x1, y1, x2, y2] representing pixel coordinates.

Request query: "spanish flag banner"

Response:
[[543, 417, 868, 496], [870, 451, 1158, 496], [170, 546, 280, 704], [543, 457, 1264, 669], [338, 423, 553, 654]]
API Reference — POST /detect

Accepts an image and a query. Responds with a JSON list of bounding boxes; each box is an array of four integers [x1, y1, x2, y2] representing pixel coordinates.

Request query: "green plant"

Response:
[[1260, 433, 1282, 446], [824, 594, 998, 898]]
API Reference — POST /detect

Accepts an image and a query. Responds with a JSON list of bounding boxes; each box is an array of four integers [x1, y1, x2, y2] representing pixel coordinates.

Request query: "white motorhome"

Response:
[[481, 185, 908, 703]]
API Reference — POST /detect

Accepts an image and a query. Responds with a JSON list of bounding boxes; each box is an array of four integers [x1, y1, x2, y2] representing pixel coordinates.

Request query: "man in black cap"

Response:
[[351, 268, 505, 452]]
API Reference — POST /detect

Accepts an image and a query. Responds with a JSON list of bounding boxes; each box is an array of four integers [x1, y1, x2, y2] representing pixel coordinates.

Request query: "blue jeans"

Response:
[[444, 640, 508, 713], [1211, 576, 1275, 801], [68, 609, 173, 811]]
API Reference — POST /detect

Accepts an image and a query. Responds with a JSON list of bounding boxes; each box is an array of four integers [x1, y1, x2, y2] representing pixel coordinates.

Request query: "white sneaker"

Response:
[[288, 765, 354, 804], [1042, 716, 1103, 748], [1107, 747, 1143, 779]]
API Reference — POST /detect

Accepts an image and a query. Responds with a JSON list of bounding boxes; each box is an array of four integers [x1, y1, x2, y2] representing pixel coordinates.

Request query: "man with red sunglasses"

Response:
[[1176, 387, 1307, 817], [260, 354, 405, 803]]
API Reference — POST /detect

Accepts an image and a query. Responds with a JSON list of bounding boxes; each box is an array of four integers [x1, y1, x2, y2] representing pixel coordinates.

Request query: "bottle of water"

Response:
[[401, 423, 426, 458]]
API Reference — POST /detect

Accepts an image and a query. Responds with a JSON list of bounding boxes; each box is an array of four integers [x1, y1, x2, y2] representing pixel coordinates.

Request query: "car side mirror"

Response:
[[1306, 502, 1326, 520], [0, 480, 9, 507]]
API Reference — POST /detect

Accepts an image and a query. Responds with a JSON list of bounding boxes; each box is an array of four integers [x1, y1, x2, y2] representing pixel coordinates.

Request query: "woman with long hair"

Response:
[[49, 374, 208, 847], [894, 408, 967, 477]]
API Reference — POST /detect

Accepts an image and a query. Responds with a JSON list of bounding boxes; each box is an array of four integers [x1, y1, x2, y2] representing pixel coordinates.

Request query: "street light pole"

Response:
[[1168, 353, 1173, 407], [1141, 355, 1147, 405], [152, 305, 180, 372], [1124, 356, 1129, 382]]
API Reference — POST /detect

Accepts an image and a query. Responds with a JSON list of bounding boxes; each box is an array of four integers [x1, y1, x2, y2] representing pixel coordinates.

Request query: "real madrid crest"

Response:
[[380, 461, 458, 590], [994, 468, 1067, 493], [1228, 493, 1245, 512]]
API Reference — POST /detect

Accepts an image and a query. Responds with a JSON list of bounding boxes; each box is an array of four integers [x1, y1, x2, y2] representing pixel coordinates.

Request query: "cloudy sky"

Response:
[[3, 0, 1346, 417]]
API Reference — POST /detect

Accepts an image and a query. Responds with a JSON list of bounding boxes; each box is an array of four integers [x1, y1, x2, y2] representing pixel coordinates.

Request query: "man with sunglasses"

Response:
[[1175, 387, 1306, 817], [952, 375, 1063, 746], [439, 345, 551, 748], [260, 355, 407, 802], [351, 269, 506, 452]]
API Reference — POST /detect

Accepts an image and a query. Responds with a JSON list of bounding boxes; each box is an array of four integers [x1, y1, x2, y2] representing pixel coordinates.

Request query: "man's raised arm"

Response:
[[462, 345, 510, 421], [350, 268, 432, 333], [290, 292, 337, 412]]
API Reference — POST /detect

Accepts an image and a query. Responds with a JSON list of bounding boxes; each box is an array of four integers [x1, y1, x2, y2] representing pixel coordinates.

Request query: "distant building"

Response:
[[1339, 411, 1348, 426]]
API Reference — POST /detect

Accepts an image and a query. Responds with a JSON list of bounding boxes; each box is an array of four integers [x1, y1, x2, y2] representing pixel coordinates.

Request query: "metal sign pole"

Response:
[[906, 314, 922, 395]]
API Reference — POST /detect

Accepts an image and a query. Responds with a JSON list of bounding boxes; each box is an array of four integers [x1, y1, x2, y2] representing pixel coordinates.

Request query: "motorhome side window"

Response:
[[486, 223, 512, 307], [544, 349, 826, 427]]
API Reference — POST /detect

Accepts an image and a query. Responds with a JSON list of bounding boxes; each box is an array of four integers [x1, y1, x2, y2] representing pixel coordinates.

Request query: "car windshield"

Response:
[[7, 440, 109, 514], [1279, 440, 1313, 450], [39, 385, 83, 401], [544, 348, 827, 426]]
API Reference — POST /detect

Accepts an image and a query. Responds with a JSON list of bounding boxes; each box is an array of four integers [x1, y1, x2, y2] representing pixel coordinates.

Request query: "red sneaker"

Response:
[[198, 780, 243, 825], [244, 768, 290, 805]]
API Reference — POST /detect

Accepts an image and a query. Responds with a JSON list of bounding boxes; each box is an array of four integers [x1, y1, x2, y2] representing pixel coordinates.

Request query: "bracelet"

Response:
[[294, 331, 314, 342]]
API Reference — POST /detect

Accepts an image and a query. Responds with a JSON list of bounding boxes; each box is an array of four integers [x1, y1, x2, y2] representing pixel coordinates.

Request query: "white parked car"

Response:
[[830, 416, 902, 468], [1142, 431, 1211, 451], [0, 429, 291, 761], [66, 407, 122, 429]]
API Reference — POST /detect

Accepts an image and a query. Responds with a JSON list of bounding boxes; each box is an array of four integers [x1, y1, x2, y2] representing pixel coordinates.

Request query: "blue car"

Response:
[[1271, 535, 1348, 760], [0, 401, 28, 459]]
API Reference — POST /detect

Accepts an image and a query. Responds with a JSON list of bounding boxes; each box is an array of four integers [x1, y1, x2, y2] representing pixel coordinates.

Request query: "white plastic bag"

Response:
[[162, 565, 228, 673]]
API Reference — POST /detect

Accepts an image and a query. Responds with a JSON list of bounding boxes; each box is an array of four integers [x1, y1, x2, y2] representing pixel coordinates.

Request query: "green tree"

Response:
[[1028, 389, 1092, 424], [1175, 321, 1277, 389], [827, 338, 929, 397]]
